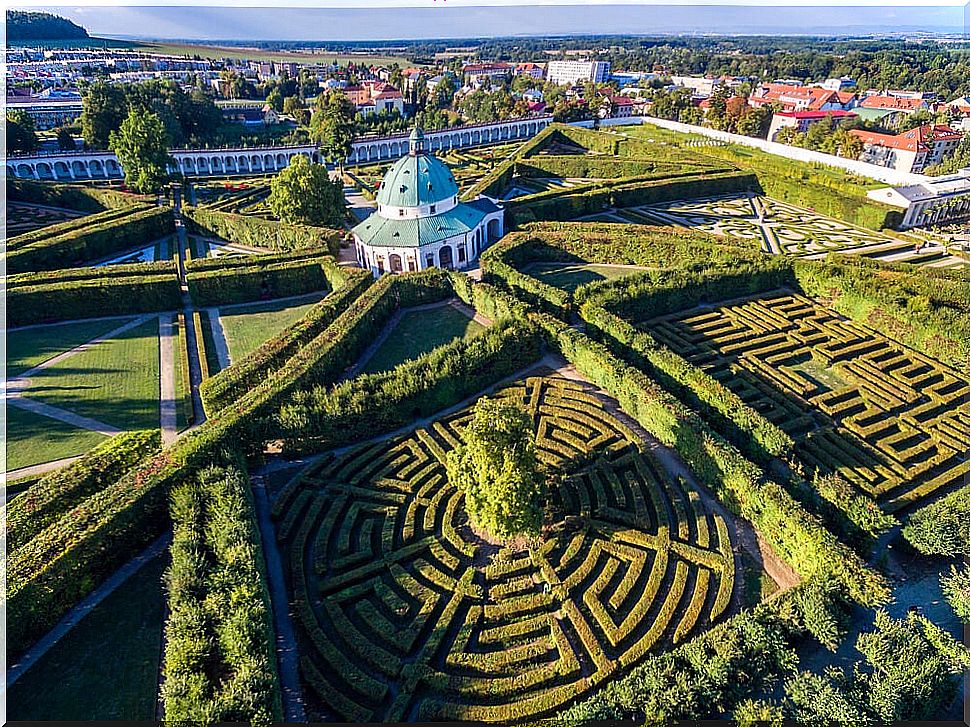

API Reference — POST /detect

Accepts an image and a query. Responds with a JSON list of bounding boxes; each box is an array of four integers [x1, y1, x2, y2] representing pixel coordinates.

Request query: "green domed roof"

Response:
[[376, 152, 458, 208]]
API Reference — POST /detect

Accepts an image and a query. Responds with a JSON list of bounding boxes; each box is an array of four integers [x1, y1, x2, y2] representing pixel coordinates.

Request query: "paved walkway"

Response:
[[7, 533, 171, 688], [158, 313, 178, 445], [343, 183, 377, 223], [251, 476, 307, 722], [205, 307, 232, 370]]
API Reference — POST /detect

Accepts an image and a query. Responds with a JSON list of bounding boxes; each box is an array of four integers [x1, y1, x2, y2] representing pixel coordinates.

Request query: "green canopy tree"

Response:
[[447, 398, 545, 540], [310, 91, 358, 168], [6, 109, 38, 153], [267, 154, 344, 228], [80, 79, 128, 149], [55, 126, 76, 150], [109, 108, 172, 194]]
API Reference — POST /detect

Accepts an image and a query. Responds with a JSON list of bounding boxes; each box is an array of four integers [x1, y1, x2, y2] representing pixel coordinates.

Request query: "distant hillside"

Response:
[[7, 11, 89, 41]]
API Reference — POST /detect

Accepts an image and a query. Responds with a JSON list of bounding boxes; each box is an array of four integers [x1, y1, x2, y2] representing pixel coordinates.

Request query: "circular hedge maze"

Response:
[[272, 376, 736, 722]]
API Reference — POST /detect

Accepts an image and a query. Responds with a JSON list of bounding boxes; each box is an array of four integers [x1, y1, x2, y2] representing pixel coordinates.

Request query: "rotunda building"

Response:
[[352, 127, 504, 275]]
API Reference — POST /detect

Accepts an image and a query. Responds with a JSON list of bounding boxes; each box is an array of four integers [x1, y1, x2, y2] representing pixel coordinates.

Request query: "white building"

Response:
[[867, 168, 970, 228], [352, 127, 504, 275], [546, 60, 611, 86]]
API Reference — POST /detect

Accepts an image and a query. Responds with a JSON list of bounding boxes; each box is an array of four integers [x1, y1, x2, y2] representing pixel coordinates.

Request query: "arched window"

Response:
[[389, 253, 403, 273]]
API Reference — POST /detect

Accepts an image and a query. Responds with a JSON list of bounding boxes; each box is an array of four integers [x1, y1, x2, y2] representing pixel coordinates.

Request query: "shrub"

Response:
[[183, 205, 340, 256], [161, 458, 282, 724], [941, 564, 970, 623], [6, 430, 160, 552], [903, 484, 970, 556], [186, 254, 332, 306], [7, 206, 174, 273]]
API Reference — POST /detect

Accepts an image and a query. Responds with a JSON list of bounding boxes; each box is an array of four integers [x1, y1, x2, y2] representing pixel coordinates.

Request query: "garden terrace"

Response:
[[642, 291, 970, 512], [7, 200, 86, 236], [272, 375, 737, 722]]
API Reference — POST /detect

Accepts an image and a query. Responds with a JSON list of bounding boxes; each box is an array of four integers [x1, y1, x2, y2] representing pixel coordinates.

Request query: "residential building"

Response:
[[462, 62, 513, 84], [599, 95, 635, 118], [749, 83, 856, 113], [857, 94, 930, 114], [5, 93, 82, 129], [767, 110, 858, 141], [515, 63, 545, 80], [546, 60, 611, 86], [945, 96, 970, 117], [821, 77, 857, 91], [670, 75, 721, 97], [343, 81, 406, 117], [352, 127, 504, 275], [849, 124, 963, 174]]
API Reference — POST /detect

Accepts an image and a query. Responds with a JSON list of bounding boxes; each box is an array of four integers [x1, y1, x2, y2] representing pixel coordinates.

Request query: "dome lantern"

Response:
[[409, 126, 426, 155]]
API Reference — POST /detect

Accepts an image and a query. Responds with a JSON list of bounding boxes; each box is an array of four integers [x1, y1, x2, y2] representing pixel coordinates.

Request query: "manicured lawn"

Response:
[[7, 317, 136, 378], [220, 296, 324, 361], [361, 304, 486, 375], [6, 405, 109, 472], [25, 318, 160, 432], [528, 263, 648, 292], [7, 554, 166, 721]]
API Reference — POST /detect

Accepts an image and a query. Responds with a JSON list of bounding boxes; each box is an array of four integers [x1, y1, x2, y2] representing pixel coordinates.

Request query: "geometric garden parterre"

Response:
[[272, 376, 736, 722], [647, 292, 970, 512]]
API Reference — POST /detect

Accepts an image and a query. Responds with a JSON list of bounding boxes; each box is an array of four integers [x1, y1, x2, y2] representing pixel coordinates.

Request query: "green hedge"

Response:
[[161, 458, 282, 724], [543, 317, 890, 607], [270, 318, 543, 454], [186, 254, 332, 307], [793, 255, 970, 373], [9, 269, 182, 326], [7, 179, 151, 211], [183, 206, 341, 256], [903, 484, 970, 557], [514, 156, 726, 181], [8, 206, 139, 251], [8, 260, 177, 288], [6, 430, 161, 553], [200, 266, 373, 414], [8, 206, 175, 274]]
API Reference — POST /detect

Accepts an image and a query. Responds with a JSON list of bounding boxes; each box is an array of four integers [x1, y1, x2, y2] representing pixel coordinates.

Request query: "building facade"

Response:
[[546, 60, 611, 86], [850, 124, 963, 174], [352, 127, 504, 276], [867, 168, 970, 228], [767, 110, 858, 141]]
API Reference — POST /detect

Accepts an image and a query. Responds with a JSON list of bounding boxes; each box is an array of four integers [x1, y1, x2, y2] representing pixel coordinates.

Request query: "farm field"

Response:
[[220, 295, 326, 361], [134, 41, 417, 67], [526, 262, 651, 292], [23, 317, 161, 432], [273, 375, 738, 722], [6, 405, 108, 473], [645, 291, 970, 511], [360, 303, 487, 374], [6, 554, 166, 721]]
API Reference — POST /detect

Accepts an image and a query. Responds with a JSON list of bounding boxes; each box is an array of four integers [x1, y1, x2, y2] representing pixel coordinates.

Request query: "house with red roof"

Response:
[[858, 94, 931, 114], [767, 109, 858, 141], [515, 63, 545, 80], [749, 83, 856, 113], [849, 124, 963, 173]]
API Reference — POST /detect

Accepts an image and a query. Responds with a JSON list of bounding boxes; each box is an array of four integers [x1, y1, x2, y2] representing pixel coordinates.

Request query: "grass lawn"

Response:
[[7, 554, 166, 721], [528, 263, 649, 293], [25, 318, 160, 432], [362, 304, 485, 375], [220, 296, 324, 361], [6, 405, 109, 472], [7, 317, 136, 378], [198, 311, 224, 376]]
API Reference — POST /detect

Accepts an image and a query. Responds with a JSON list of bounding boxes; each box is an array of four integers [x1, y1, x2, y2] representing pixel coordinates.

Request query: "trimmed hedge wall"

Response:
[[7, 179, 150, 211], [183, 206, 341, 256], [270, 318, 543, 454], [200, 265, 373, 414], [539, 315, 890, 608], [8, 206, 175, 274], [8, 260, 177, 288], [903, 483, 970, 557], [8, 207, 138, 251], [793, 255, 970, 374], [186, 253, 333, 307], [8, 268, 182, 326], [161, 458, 282, 723], [6, 430, 161, 553]]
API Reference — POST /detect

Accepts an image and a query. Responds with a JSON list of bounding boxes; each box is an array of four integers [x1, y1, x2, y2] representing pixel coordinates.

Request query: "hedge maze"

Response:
[[646, 292, 970, 511], [8, 201, 85, 235], [273, 376, 736, 722]]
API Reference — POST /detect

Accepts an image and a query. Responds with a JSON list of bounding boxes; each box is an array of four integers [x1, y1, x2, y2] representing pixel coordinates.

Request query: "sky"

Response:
[[16, 2, 970, 41]]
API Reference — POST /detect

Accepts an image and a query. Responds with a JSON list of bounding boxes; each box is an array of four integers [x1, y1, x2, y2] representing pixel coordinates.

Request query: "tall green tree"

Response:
[[446, 398, 545, 540], [80, 79, 127, 149], [6, 109, 38, 153], [109, 108, 172, 194], [310, 91, 357, 168], [267, 154, 344, 228], [55, 126, 76, 150]]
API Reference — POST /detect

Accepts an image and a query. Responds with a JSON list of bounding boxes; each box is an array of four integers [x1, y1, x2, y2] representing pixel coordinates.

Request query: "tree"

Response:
[[266, 87, 284, 113], [56, 126, 76, 150], [446, 398, 546, 541], [310, 91, 357, 168], [283, 95, 309, 125], [6, 109, 38, 153], [736, 105, 772, 138], [80, 79, 127, 149], [732, 699, 785, 726], [109, 108, 172, 194], [267, 154, 344, 228], [942, 564, 970, 623]]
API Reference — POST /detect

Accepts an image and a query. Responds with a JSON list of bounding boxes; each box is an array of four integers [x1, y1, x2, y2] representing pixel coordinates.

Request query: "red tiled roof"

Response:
[[849, 124, 962, 153], [776, 110, 857, 120], [859, 95, 926, 111], [750, 83, 852, 111]]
